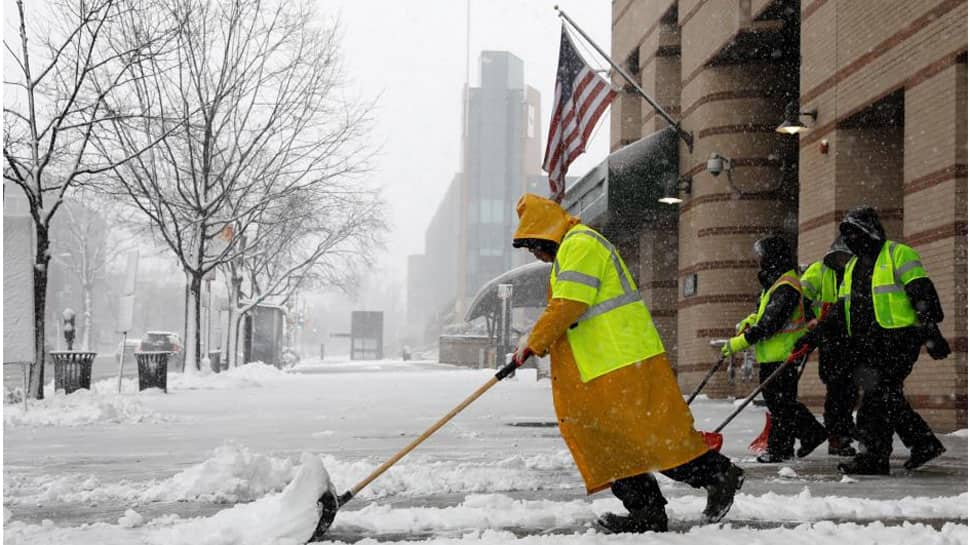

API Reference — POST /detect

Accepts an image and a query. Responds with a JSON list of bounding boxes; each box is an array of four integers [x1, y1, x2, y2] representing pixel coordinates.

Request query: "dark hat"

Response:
[[754, 235, 797, 276], [753, 235, 793, 260], [840, 206, 886, 241], [822, 234, 853, 270]]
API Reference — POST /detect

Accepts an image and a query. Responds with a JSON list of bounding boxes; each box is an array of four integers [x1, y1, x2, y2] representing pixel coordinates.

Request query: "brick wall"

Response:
[[612, 0, 967, 431]]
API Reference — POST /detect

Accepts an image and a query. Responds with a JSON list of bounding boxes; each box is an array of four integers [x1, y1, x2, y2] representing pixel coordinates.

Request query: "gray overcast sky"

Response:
[[324, 0, 612, 280]]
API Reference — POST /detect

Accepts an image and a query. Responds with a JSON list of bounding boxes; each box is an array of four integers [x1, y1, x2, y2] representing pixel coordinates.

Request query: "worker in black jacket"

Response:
[[723, 235, 828, 463], [800, 236, 858, 456], [796, 207, 949, 475]]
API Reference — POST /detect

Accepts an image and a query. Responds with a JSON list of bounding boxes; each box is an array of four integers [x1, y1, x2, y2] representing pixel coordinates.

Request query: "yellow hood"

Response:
[[512, 193, 580, 245]]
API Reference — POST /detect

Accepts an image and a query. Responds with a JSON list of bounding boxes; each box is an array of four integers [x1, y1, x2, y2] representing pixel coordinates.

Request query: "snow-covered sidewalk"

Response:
[[3, 359, 967, 544]]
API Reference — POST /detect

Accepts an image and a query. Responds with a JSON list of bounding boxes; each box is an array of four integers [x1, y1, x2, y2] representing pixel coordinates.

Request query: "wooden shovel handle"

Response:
[[348, 358, 522, 497]]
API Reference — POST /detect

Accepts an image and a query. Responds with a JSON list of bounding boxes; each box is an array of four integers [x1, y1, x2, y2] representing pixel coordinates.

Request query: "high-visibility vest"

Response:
[[550, 224, 665, 383], [838, 240, 926, 335], [800, 261, 839, 314], [753, 270, 807, 363]]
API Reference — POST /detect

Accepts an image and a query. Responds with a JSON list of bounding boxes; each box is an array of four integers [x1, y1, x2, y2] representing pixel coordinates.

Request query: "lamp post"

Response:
[[497, 283, 514, 369]]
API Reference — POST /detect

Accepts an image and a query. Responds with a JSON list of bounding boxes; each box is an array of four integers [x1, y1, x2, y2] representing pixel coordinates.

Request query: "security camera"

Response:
[[706, 153, 731, 177]]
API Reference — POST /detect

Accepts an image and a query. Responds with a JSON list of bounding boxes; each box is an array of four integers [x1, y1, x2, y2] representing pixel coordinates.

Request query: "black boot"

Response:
[[837, 456, 890, 476], [827, 436, 857, 457], [904, 441, 945, 470], [703, 464, 744, 523], [756, 451, 792, 463], [796, 429, 828, 458], [597, 506, 668, 533]]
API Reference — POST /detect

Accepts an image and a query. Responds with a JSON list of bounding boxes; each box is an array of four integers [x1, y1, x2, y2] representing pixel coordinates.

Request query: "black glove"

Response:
[[924, 324, 951, 360], [794, 330, 818, 354]]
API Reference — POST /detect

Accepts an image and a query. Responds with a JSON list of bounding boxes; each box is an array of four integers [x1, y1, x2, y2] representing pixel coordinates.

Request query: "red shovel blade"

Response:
[[748, 412, 772, 454], [702, 431, 723, 452]]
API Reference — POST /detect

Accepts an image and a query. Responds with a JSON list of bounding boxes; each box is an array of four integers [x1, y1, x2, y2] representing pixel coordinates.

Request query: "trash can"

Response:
[[49, 351, 96, 394], [135, 351, 170, 393], [208, 350, 222, 374]]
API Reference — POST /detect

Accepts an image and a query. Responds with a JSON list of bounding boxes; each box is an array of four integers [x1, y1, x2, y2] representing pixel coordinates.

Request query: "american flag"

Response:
[[542, 26, 616, 202]]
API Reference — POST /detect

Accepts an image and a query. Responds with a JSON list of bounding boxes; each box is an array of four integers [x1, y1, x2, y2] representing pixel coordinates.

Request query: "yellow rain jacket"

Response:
[[513, 194, 709, 494]]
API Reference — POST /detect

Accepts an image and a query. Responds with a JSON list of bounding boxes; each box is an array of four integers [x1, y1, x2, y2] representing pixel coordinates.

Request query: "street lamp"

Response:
[[776, 101, 818, 135]]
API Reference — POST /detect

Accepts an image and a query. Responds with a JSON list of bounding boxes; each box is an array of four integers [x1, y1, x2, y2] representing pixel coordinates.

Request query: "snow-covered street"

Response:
[[4, 358, 967, 544]]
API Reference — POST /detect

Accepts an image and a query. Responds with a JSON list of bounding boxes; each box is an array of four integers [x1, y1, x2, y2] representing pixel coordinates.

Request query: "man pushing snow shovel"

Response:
[[510, 193, 744, 533]]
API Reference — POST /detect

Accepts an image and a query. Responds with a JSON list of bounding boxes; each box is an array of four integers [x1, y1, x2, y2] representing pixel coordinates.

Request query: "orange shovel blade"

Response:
[[702, 431, 723, 452], [747, 412, 772, 454]]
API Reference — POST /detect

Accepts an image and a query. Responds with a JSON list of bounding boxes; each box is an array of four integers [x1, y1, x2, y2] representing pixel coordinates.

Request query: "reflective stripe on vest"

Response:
[[838, 241, 924, 334], [550, 225, 665, 383], [560, 228, 638, 323], [753, 271, 808, 363]]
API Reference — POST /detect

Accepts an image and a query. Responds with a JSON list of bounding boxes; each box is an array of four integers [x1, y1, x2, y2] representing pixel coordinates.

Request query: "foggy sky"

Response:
[[327, 1, 612, 281]]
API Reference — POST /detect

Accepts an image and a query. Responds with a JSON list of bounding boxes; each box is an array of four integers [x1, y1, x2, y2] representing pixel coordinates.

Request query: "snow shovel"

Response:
[[705, 343, 813, 447], [744, 302, 832, 454], [748, 350, 811, 454], [685, 354, 731, 452], [310, 357, 526, 541], [686, 354, 728, 405]]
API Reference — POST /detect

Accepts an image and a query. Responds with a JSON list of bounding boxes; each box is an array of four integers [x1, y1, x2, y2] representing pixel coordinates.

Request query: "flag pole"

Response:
[[554, 5, 693, 152]]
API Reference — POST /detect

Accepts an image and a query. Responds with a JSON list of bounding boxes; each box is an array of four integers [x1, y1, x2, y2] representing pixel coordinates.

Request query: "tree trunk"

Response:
[[225, 282, 239, 368], [186, 273, 202, 372], [30, 228, 51, 400], [233, 313, 244, 367], [81, 283, 93, 351], [182, 279, 189, 372]]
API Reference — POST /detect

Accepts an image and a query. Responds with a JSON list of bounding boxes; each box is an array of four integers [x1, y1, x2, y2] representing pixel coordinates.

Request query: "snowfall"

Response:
[[3, 358, 967, 545]]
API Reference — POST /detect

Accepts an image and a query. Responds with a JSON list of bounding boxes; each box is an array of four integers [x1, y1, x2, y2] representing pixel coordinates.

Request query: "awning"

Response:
[[562, 125, 679, 232], [463, 261, 552, 322]]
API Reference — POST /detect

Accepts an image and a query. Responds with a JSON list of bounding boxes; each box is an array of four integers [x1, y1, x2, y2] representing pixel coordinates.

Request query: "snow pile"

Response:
[[332, 492, 969, 537], [3, 387, 170, 427], [321, 451, 574, 500], [167, 362, 294, 391], [117, 509, 144, 528], [145, 452, 329, 545], [497, 450, 574, 471], [4, 453, 331, 545], [140, 444, 297, 503], [5, 444, 299, 506], [340, 494, 597, 534], [4, 519, 965, 545], [715, 489, 969, 522], [4, 445, 576, 508]]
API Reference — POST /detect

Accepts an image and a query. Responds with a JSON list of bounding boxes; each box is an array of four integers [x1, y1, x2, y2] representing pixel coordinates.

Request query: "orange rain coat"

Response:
[[514, 194, 709, 494]]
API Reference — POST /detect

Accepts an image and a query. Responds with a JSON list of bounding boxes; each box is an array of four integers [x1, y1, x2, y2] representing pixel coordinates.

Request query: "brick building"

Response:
[[605, 0, 966, 430]]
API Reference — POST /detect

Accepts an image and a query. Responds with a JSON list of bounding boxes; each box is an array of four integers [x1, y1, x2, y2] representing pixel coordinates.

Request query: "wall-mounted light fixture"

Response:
[[776, 101, 818, 135], [658, 175, 692, 205]]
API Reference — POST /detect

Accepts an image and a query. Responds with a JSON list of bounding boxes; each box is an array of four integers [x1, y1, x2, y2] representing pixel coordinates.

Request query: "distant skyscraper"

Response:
[[406, 51, 542, 344], [459, 51, 542, 305]]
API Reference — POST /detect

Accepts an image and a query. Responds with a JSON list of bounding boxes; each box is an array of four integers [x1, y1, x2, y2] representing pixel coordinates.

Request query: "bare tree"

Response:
[[225, 189, 385, 367], [3, 0, 173, 398], [50, 190, 138, 350], [94, 0, 378, 371]]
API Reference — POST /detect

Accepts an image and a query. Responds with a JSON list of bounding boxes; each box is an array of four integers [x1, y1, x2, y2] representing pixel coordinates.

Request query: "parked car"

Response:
[[140, 331, 184, 370]]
